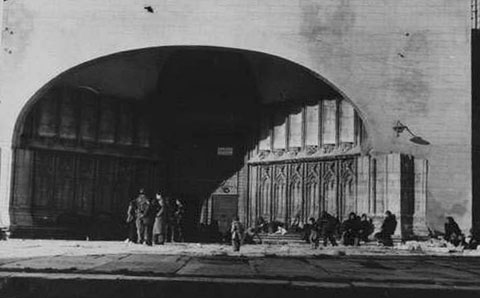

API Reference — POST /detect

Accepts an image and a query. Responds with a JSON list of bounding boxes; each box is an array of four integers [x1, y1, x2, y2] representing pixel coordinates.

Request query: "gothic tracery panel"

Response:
[[288, 163, 303, 224], [79, 91, 98, 142], [37, 93, 58, 138], [96, 158, 116, 213], [305, 162, 320, 219], [322, 161, 338, 217], [98, 99, 116, 144], [113, 158, 134, 214], [33, 151, 56, 207], [54, 154, 76, 211], [340, 158, 356, 218], [75, 156, 96, 215], [272, 165, 287, 222], [248, 157, 356, 227], [117, 102, 134, 145], [59, 91, 78, 140], [258, 165, 272, 219]]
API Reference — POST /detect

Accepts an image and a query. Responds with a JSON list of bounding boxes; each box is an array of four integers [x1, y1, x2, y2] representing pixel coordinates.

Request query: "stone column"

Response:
[[413, 158, 429, 237], [374, 154, 402, 237], [0, 146, 13, 228], [356, 155, 371, 215], [372, 154, 388, 233], [237, 161, 249, 226], [373, 153, 417, 239]]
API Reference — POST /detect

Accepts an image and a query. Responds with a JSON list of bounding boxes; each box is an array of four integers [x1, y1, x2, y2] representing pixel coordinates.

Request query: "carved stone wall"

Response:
[[246, 153, 429, 239], [247, 157, 357, 227]]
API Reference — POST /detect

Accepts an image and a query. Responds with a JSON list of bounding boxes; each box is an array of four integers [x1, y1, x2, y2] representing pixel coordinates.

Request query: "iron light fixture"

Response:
[[393, 121, 430, 145]]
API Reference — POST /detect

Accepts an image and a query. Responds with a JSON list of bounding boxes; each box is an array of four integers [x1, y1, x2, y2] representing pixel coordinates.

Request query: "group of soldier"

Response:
[[307, 210, 398, 248], [126, 189, 185, 246]]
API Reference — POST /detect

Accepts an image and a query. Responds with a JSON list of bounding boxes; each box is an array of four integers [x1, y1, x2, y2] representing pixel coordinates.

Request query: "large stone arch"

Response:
[[0, 0, 471, 235], [11, 46, 372, 150], [7, 46, 378, 239]]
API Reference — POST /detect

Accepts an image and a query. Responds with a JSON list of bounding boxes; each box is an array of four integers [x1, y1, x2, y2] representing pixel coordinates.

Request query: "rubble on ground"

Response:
[[1, 239, 480, 259]]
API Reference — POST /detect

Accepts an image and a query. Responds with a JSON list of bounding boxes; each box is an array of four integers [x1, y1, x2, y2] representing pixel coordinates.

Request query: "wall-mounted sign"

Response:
[[217, 147, 233, 156]]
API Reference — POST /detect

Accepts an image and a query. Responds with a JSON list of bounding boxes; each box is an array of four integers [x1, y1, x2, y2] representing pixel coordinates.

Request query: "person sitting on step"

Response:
[[374, 211, 397, 247], [341, 212, 361, 246]]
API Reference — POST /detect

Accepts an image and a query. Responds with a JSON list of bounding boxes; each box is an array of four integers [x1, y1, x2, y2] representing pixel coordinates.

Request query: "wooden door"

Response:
[[212, 195, 239, 234]]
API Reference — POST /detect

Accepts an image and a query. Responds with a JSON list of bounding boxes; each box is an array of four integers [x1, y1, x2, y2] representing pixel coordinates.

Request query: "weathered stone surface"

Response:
[[1, 254, 126, 271], [94, 254, 188, 274], [250, 257, 330, 279], [177, 257, 254, 277]]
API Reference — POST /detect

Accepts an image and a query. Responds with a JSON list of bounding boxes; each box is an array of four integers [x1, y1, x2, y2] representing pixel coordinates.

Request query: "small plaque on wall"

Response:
[[217, 147, 233, 156]]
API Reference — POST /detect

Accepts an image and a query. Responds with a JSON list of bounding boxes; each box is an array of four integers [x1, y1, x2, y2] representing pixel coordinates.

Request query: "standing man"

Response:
[[153, 193, 167, 245], [231, 216, 244, 252], [125, 197, 137, 243], [165, 197, 176, 242], [134, 189, 154, 246], [174, 198, 185, 242]]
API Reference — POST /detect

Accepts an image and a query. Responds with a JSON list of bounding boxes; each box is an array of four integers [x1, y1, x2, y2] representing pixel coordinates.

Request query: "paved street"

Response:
[[0, 240, 480, 297]]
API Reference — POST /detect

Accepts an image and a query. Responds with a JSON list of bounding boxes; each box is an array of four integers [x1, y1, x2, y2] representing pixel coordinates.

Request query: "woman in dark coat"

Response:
[[153, 193, 168, 245], [125, 198, 137, 243]]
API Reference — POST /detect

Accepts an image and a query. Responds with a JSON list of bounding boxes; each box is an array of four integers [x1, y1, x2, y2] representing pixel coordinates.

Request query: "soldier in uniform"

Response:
[[134, 189, 154, 245], [318, 211, 339, 247], [174, 198, 185, 242]]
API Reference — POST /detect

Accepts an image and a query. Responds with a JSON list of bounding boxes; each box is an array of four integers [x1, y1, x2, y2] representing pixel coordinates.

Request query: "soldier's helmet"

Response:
[[138, 188, 145, 195]]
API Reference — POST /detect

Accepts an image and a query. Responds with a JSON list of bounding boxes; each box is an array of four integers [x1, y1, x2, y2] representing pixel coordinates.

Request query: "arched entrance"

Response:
[[10, 46, 422, 241]]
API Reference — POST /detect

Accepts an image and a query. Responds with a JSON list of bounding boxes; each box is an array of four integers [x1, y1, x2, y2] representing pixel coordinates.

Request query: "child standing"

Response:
[[231, 216, 244, 252]]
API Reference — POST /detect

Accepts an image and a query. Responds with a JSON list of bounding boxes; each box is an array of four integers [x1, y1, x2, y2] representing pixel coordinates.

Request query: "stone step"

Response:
[[254, 233, 305, 244], [258, 233, 304, 238]]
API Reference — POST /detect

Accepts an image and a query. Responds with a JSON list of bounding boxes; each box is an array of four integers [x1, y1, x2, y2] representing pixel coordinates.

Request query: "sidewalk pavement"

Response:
[[0, 240, 479, 297]]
